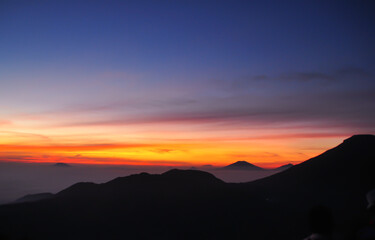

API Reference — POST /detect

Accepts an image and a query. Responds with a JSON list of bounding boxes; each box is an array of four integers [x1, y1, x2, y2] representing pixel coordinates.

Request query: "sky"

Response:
[[0, 0, 374, 168]]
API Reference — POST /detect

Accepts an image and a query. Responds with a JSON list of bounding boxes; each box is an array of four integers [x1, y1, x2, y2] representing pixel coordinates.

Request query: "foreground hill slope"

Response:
[[249, 134, 375, 198], [0, 135, 374, 240], [242, 134, 375, 238]]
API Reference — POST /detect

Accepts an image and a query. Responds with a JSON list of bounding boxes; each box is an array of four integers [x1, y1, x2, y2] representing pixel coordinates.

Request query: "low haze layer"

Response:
[[0, 161, 278, 204]]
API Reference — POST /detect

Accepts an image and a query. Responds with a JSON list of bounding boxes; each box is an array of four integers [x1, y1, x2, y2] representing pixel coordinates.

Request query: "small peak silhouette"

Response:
[[53, 162, 71, 167], [223, 161, 264, 170], [274, 163, 294, 171], [15, 192, 54, 203]]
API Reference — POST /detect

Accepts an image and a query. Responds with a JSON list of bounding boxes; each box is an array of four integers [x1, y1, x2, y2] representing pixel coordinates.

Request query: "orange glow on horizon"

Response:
[[0, 135, 345, 168], [0, 112, 352, 168]]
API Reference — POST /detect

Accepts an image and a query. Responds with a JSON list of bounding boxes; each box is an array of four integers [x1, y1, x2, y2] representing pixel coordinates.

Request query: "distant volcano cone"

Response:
[[53, 163, 71, 167], [223, 161, 264, 170]]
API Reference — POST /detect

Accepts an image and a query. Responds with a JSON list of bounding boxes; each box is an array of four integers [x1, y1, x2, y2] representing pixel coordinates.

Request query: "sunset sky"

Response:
[[0, 1, 374, 168]]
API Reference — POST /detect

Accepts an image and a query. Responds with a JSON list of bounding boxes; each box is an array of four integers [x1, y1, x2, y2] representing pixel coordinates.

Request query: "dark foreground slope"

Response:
[[0, 135, 374, 240], [244, 134, 375, 239]]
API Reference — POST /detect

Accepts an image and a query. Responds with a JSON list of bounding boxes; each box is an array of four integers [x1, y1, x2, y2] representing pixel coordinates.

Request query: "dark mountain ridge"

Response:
[[53, 162, 71, 167], [273, 163, 293, 170], [15, 193, 53, 203], [244, 134, 375, 238], [223, 160, 264, 170], [223, 161, 294, 171], [250, 134, 375, 190], [56, 169, 226, 201]]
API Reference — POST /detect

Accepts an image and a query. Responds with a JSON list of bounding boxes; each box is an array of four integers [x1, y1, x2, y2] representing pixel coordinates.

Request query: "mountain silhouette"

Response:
[[273, 163, 293, 171], [251, 134, 375, 190], [244, 134, 375, 238], [53, 162, 71, 167], [0, 135, 374, 240], [15, 192, 54, 203], [223, 160, 264, 170]]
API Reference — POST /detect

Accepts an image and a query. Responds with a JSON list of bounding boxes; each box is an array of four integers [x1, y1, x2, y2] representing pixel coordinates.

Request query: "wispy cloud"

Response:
[[279, 72, 336, 82], [211, 67, 374, 91], [279, 67, 373, 82], [45, 88, 375, 133], [0, 143, 155, 152], [0, 154, 190, 166], [0, 120, 12, 126], [0, 131, 50, 141], [6, 66, 374, 136]]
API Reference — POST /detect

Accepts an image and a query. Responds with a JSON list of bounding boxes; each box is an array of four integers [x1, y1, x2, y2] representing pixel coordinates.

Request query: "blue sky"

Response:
[[2, 1, 374, 75]]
